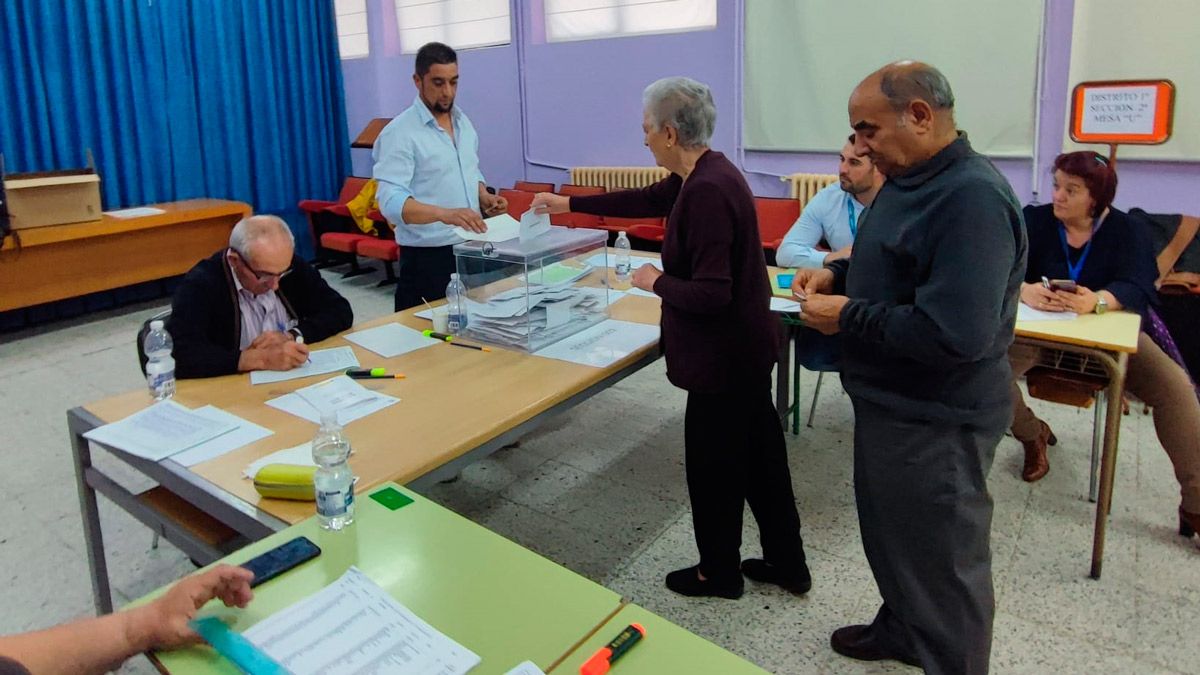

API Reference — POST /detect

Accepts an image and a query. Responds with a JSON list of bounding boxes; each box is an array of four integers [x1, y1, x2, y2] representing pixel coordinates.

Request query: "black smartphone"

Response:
[[241, 536, 321, 588]]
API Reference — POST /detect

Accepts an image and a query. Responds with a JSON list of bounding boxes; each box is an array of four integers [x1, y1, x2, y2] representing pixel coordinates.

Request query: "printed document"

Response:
[[266, 376, 399, 425], [83, 400, 238, 462], [532, 319, 659, 368], [250, 347, 361, 385], [344, 323, 439, 358], [170, 406, 274, 467]]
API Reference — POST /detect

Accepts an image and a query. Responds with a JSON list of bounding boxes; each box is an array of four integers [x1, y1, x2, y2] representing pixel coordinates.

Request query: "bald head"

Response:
[[227, 215, 295, 294], [848, 61, 960, 177], [229, 215, 294, 257]]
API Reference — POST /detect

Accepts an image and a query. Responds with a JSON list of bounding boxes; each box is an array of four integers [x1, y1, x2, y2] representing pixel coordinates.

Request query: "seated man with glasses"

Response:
[[167, 215, 353, 378]]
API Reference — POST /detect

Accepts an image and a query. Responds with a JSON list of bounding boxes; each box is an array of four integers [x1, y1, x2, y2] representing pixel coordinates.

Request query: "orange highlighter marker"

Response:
[[581, 623, 645, 675]]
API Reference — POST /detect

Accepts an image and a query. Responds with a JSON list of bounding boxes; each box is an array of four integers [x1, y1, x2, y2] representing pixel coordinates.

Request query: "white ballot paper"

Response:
[[532, 319, 659, 368], [770, 297, 802, 313], [243, 567, 481, 675], [519, 209, 551, 242], [170, 406, 274, 467], [250, 347, 361, 385], [344, 323, 439, 358], [83, 400, 238, 462], [454, 212, 520, 242], [504, 662, 546, 675], [1017, 303, 1079, 322], [266, 376, 399, 425], [242, 441, 316, 479], [103, 206, 166, 218]]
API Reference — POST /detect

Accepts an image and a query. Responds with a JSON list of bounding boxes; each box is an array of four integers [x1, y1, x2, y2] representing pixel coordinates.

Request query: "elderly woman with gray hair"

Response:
[[532, 77, 811, 599]]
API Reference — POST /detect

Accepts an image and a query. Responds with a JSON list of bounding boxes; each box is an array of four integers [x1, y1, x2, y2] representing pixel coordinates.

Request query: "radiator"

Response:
[[570, 166, 670, 190], [781, 173, 839, 207]]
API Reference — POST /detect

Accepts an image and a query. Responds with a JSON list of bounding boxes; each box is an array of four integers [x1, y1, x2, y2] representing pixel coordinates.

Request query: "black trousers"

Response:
[[851, 395, 1007, 675], [395, 245, 456, 312], [683, 377, 805, 580], [1157, 292, 1200, 383]]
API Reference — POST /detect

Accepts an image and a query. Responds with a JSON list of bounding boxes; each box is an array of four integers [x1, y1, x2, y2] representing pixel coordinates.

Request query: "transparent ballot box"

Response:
[[452, 227, 611, 352]]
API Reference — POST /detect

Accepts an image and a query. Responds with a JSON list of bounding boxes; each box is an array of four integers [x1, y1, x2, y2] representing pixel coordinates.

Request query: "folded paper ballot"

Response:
[[454, 212, 520, 242]]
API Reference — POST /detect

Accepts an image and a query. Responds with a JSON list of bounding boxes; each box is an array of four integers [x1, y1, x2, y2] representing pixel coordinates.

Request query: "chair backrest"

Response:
[[755, 196, 801, 244], [558, 184, 606, 197], [514, 181, 554, 193], [137, 308, 174, 375], [500, 189, 536, 218], [338, 177, 370, 204]]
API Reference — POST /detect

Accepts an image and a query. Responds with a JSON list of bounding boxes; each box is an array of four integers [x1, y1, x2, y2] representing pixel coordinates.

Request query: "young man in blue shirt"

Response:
[[373, 42, 508, 311], [775, 135, 884, 269]]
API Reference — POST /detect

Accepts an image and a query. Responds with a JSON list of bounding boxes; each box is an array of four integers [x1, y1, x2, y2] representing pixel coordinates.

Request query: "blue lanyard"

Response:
[[847, 198, 858, 239], [1057, 217, 1102, 282]]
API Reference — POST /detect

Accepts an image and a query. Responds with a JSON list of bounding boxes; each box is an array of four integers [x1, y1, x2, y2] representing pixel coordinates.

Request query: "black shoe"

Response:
[[664, 566, 744, 599], [740, 558, 812, 595], [830, 624, 921, 667]]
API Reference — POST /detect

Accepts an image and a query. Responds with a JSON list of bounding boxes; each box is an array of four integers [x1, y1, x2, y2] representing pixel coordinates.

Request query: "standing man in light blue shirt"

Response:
[[373, 42, 508, 310], [776, 135, 884, 268]]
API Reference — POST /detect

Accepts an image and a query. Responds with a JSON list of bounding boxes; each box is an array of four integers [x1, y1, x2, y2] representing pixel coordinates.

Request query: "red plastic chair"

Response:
[[357, 238, 400, 287], [626, 223, 666, 243], [514, 180, 554, 193], [755, 196, 801, 251], [300, 177, 370, 268], [558, 184, 605, 197], [500, 189, 536, 218], [599, 216, 665, 235], [318, 232, 375, 278]]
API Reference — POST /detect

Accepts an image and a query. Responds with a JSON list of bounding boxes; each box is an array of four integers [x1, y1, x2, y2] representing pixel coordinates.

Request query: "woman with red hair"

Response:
[[1010, 151, 1200, 543]]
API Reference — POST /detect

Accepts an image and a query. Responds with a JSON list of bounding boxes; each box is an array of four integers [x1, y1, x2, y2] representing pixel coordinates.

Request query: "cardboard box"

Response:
[[3, 170, 102, 229]]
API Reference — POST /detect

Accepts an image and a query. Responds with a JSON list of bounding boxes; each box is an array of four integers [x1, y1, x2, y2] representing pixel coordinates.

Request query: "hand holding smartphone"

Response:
[[1041, 276, 1078, 294]]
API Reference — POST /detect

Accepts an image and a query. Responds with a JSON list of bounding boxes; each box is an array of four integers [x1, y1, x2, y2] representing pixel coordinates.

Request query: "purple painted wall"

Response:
[[344, 0, 1199, 214]]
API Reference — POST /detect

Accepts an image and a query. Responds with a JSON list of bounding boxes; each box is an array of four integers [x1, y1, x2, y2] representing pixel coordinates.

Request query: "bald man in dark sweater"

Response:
[[794, 62, 1026, 674]]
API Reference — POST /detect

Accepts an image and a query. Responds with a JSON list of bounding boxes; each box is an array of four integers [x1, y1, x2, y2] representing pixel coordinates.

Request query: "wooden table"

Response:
[[70, 286, 663, 614], [1013, 311, 1141, 579], [0, 199, 250, 311]]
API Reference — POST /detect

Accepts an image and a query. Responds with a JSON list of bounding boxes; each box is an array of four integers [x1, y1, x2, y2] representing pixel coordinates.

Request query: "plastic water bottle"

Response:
[[312, 412, 354, 530], [446, 272, 468, 334], [614, 231, 632, 285], [143, 320, 176, 400]]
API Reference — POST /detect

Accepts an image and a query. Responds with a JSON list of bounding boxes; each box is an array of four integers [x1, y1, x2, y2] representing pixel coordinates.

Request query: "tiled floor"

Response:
[[1, 268, 1196, 674]]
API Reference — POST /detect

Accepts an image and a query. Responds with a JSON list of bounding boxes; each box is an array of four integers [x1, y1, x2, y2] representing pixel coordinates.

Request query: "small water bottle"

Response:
[[614, 231, 632, 284], [446, 272, 468, 335], [312, 412, 354, 530], [143, 319, 176, 400]]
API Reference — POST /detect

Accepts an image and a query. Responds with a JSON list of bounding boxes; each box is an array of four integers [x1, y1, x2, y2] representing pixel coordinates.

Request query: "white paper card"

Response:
[[83, 400, 238, 462], [770, 297, 802, 313], [170, 406, 274, 467], [415, 308, 433, 320], [505, 662, 546, 675], [519, 209, 551, 242], [454, 212, 520, 242], [243, 567, 481, 675], [626, 287, 658, 298], [533, 319, 659, 368], [103, 206, 166, 218], [266, 376, 400, 426], [1017, 303, 1079, 322], [344, 323, 438, 358], [242, 442, 315, 479], [249, 347, 360, 385], [584, 252, 663, 271]]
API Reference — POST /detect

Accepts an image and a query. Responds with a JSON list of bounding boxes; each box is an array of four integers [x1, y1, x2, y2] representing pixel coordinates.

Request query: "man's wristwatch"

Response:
[[288, 326, 304, 341], [1094, 296, 1108, 315]]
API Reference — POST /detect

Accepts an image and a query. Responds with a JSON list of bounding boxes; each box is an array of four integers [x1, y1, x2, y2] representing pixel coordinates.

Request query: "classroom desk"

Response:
[[71, 288, 663, 614], [550, 603, 769, 674], [0, 199, 250, 312], [1013, 310, 1141, 579], [149, 484, 626, 674]]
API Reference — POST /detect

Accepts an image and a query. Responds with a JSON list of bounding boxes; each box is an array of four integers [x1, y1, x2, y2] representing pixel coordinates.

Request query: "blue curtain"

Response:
[[0, 0, 350, 260]]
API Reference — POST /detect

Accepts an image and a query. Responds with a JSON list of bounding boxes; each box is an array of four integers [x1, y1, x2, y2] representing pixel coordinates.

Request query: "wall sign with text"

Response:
[[1070, 79, 1175, 145]]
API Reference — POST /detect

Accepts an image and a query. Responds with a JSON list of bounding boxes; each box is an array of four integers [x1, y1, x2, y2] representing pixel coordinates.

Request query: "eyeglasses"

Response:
[[232, 248, 291, 283]]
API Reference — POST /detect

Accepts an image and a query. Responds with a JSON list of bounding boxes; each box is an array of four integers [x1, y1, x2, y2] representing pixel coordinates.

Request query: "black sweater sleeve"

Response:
[[569, 174, 682, 218], [167, 267, 242, 379], [284, 258, 354, 343]]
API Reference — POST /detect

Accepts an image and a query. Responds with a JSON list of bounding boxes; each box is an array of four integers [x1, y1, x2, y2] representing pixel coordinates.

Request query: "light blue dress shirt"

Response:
[[373, 96, 486, 248], [775, 182, 867, 268]]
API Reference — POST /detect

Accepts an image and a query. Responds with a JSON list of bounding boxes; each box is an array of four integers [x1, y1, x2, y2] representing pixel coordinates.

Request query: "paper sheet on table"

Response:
[[453, 212, 520, 242], [103, 206, 166, 218], [584, 253, 663, 271], [344, 322, 438, 358], [83, 400, 238, 462], [242, 566, 481, 675], [533, 319, 659, 368], [415, 308, 433, 320], [505, 662, 546, 675], [242, 441, 316, 479], [770, 297, 802, 313], [171, 406, 274, 467], [266, 376, 399, 425], [625, 287, 658, 298], [1017, 304, 1079, 322], [249, 346, 360, 385]]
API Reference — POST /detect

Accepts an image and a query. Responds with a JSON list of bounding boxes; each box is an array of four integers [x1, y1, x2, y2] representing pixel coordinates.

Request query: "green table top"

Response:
[[150, 484, 622, 674], [553, 603, 769, 674]]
